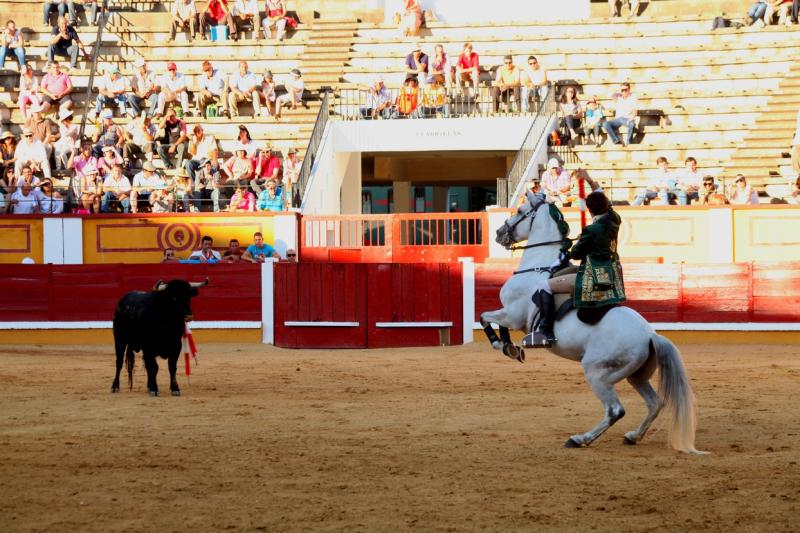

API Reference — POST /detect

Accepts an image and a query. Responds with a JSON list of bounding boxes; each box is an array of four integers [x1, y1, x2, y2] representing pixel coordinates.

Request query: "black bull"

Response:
[[111, 279, 208, 396]]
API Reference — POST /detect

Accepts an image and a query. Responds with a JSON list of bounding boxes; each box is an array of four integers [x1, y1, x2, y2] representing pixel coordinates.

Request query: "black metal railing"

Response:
[[295, 91, 331, 208]]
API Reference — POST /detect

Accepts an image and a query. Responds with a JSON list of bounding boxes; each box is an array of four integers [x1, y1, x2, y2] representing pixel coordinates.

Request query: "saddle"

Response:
[[556, 299, 619, 325]]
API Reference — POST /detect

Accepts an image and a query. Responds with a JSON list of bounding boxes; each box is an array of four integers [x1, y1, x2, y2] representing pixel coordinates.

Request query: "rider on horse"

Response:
[[531, 190, 627, 346]]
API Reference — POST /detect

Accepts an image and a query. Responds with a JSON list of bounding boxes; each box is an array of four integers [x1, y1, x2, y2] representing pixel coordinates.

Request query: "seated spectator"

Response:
[[43, 0, 77, 26], [698, 176, 726, 205], [195, 60, 228, 118], [405, 43, 429, 86], [184, 123, 219, 183], [1, 131, 16, 176], [17, 164, 41, 191], [68, 139, 99, 202], [228, 60, 261, 118], [47, 16, 88, 69], [93, 65, 129, 117], [678, 157, 704, 204], [257, 178, 283, 211], [192, 158, 217, 211], [170, 0, 198, 42], [765, 0, 793, 26], [97, 144, 123, 177], [128, 58, 160, 118], [199, 159, 229, 212], [18, 65, 41, 120], [228, 185, 255, 212], [92, 108, 124, 158], [454, 42, 480, 97], [76, 161, 100, 213], [609, 0, 640, 17], [161, 248, 180, 262], [130, 161, 165, 213], [232, 0, 260, 39], [361, 77, 393, 120], [792, 109, 800, 175], [150, 185, 175, 212], [54, 109, 79, 171], [252, 142, 280, 195], [100, 164, 131, 212], [15, 128, 51, 180], [746, 0, 771, 26], [632, 156, 687, 206], [399, 0, 423, 37], [122, 113, 156, 167], [284, 248, 297, 262], [242, 231, 279, 262], [82, 0, 108, 27], [274, 69, 304, 119], [156, 107, 188, 169], [39, 61, 73, 114], [728, 174, 759, 205], [521, 56, 548, 113], [222, 238, 243, 262], [0, 20, 27, 71], [36, 179, 64, 214], [263, 0, 288, 41], [7, 182, 39, 214], [24, 103, 57, 163], [788, 176, 800, 205], [558, 86, 582, 146], [200, 0, 236, 41], [582, 97, 605, 147], [223, 143, 254, 187], [427, 44, 449, 86], [257, 69, 277, 117], [419, 74, 449, 118], [188, 235, 221, 262], [172, 167, 193, 211], [236, 124, 257, 157], [603, 81, 638, 147], [282, 147, 300, 206], [155, 62, 190, 117], [493, 55, 521, 113], [541, 158, 570, 206], [393, 76, 420, 119]]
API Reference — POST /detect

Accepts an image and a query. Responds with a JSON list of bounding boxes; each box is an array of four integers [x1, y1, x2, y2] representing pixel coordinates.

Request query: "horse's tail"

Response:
[[125, 346, 135, 391], [651, 334, 706, 455]]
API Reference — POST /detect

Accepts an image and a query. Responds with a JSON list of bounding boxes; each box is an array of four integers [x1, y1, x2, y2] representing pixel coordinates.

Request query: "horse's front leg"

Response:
[[480, 310, 524, 362]]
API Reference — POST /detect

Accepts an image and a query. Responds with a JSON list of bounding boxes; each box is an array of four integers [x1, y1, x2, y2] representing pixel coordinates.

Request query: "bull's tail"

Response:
[[125, 345, 135, 391]]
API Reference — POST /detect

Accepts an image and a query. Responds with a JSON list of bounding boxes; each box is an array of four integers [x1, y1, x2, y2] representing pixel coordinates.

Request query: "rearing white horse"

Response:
[[480, 192, 704, 454]]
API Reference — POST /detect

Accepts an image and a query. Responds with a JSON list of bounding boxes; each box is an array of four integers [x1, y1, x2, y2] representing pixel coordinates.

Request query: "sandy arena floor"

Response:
[[0, 341, 798, 532]]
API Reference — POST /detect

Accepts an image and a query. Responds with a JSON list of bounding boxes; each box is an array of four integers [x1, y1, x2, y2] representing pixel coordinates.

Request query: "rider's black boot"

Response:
[[524, 290, 557, 348]]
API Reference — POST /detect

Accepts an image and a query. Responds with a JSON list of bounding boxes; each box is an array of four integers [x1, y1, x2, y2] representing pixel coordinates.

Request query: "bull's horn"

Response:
[[153, 280, 167, 291], [189, 278, 209, 288]]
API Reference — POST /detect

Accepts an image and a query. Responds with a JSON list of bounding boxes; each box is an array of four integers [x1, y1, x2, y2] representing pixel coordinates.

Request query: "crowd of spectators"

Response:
[[161, 232, 293, 263]]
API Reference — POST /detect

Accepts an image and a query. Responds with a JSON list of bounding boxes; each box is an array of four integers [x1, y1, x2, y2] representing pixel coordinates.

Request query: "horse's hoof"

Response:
[[502, 343, 523, 362], [623, 436, 637, 446], [148, 390, 158, 397], [564, 437, 582, 448], [171, 390, 181, 397], [517, 348, 525, 363]]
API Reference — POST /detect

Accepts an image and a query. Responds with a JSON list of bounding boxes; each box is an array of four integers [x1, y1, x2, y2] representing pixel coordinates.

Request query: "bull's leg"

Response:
[[143, 351, 159, 396], [168, 355, 181, 397], [111, 335, 125, 393]]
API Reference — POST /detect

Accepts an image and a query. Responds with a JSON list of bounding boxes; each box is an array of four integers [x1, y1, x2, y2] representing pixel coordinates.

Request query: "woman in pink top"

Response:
[[18, 65, 41, 119], [228, 185, 255, 212], [399, 0, 423, 37]]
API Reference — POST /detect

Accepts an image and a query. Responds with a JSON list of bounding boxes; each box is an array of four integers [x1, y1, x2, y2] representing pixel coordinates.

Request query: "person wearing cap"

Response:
[[399, 0, 423, 37], [0, 20, 27, 71], [223, 142, 254, 189], [252, 142, 280, 195], [170, 167, 194, 212], [97, 143, 124, 178], [130, 161, 166, 213], [405, 43, 429, 86], [39, 60, 74, 115], [156, 107, 189, 169], [91, 108, 124, 158], [35, 179, 64, 214], [521, 55, 548, 113], [232, 0, 260, 40], [263, 0, 287, 41], [18, 64, 41, 120], [196, 60, 229, 117], [14, 128, 51, 180], [541, 158, 570, 206], [228, 60, 261, 118], [582, 96, 606, 147], [93, 65, 129, 117], [256, 70, 277, 117], [361, 77, 393, 120], [170, 0, 198, 42], [275, 69, 304, 119], [77, 161, 101, 213], [199, 0, 236, 40], [128, 58, 160, 118], [155, 62, 189, 117], [54, 108, 79, 171], [454, 43, 480, 97], [100, 164, 132, 213], [493, 55, 521, 113], [282, 146, 300, 206], [122, 112, 156, 167], [47, 16, 88, 69]]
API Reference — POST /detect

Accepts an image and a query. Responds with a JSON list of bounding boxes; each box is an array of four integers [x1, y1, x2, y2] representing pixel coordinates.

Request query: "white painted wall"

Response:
[[384, 0, 590, 24]]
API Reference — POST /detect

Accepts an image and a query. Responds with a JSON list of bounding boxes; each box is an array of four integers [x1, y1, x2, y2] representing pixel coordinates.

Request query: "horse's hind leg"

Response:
[[623, 355, 663, 445]]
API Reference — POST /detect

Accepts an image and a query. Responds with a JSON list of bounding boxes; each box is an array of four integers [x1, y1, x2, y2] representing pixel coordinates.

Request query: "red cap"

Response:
[[167, 62, 177, 71]]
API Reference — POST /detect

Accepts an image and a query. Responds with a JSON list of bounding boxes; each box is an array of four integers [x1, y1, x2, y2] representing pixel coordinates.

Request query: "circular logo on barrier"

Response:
[[158, 223, 198, 252]]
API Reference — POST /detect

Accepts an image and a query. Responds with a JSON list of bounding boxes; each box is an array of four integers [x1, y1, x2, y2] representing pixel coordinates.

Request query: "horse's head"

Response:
[[495, 191, 548, 249]]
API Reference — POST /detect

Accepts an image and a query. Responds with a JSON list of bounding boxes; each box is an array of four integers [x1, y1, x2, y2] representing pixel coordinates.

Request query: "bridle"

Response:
[[501, 196, 573, 276]]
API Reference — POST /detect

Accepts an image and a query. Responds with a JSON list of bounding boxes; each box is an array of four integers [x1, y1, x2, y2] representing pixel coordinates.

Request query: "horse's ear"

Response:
[[525, 191, 537, 205]]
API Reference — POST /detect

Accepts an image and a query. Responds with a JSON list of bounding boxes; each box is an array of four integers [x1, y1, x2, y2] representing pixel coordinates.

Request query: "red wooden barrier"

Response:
[[0, 264, 261, 323]]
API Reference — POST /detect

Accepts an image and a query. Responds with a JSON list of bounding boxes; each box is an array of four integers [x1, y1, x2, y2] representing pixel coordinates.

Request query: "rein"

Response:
[[509, 237, 574, 251]]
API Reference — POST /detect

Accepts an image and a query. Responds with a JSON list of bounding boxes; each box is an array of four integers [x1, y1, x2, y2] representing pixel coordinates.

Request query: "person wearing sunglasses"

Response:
[[161, 248, 181, 263], [602, 82, 638, 147], [36, 179, 64, 214], [493, 55, 521, 113], [14, 127, 51, 180], [521, 56, 548, 113], [728, 174, 759, 205], [155, 62, 189, 118]]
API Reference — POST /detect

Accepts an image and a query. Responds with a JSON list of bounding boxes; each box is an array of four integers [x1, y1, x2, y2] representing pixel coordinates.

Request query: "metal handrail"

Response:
[[295, 91, 330, 208], [499, 88, 557, 206]]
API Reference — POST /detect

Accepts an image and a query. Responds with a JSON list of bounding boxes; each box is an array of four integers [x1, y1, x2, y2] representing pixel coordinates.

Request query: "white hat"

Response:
[[101, 109, 114, 119], [58, 109, 74, 121], [547, 157, 560, 169], [133, 57, 145, 68]]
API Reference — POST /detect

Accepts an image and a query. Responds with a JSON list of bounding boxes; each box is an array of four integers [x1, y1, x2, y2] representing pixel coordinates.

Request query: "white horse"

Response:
[[480, 192, 703, 454]]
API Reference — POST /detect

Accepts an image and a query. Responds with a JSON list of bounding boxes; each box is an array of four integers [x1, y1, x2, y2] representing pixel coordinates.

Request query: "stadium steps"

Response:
[[296, 19, 358, 91]]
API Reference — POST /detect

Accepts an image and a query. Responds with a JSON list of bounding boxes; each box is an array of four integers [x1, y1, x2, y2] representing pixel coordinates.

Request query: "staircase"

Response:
[[299, 19, 358, 92]]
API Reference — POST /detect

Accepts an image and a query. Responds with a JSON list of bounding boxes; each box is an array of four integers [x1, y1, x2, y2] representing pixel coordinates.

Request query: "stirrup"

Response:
[[522, 331, 555, 349]]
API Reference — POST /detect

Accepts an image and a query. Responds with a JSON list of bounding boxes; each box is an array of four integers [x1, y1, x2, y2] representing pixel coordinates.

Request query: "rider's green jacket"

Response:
[[568, 208, 626, 308]]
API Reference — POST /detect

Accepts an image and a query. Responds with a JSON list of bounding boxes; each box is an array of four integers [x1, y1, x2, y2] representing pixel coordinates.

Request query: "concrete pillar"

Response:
[[392, 181, 412, 213]]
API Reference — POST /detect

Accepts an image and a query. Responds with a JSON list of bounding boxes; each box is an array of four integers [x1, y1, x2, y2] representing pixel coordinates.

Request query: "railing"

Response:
[[499, 88, 557, 207], [333, 86, 550, 120], [301, 213, 488, 263], [296, 91, 331, 208]]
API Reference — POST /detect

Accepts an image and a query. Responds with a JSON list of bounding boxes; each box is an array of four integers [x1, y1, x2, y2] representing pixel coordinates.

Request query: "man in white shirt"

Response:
[[14, 128, 51, 179], [521, 55, 548, 113], [603, 81, 639, 146], [155, 62, 190, 117], [183, 123, 219, 183], [541, 157, 570, 206], [188, 235, 222, 262], [632, 156, 686, 206], [127, 58, 160, 118], [101, 163, 132, 212], [170, 0, 197, 41], [227, 60, 261, 118], [94, 65, 129, 117], [8, 183, 39, 214], [122, 113, 156, 165], [677, 156, 704, 204], [130, 161, 165, 213], [195, 60, 228, 117], [232, 0, 260, 39], [275, 68, 304, 119]]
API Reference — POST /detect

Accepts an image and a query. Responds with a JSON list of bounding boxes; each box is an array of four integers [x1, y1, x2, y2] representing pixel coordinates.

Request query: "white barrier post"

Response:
[[261, 259, 278, 344], [459, 257, 475, 344]]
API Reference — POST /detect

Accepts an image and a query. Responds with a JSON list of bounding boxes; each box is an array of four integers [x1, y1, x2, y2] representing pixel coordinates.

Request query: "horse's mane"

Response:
[[544, 203, 572, 255]]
